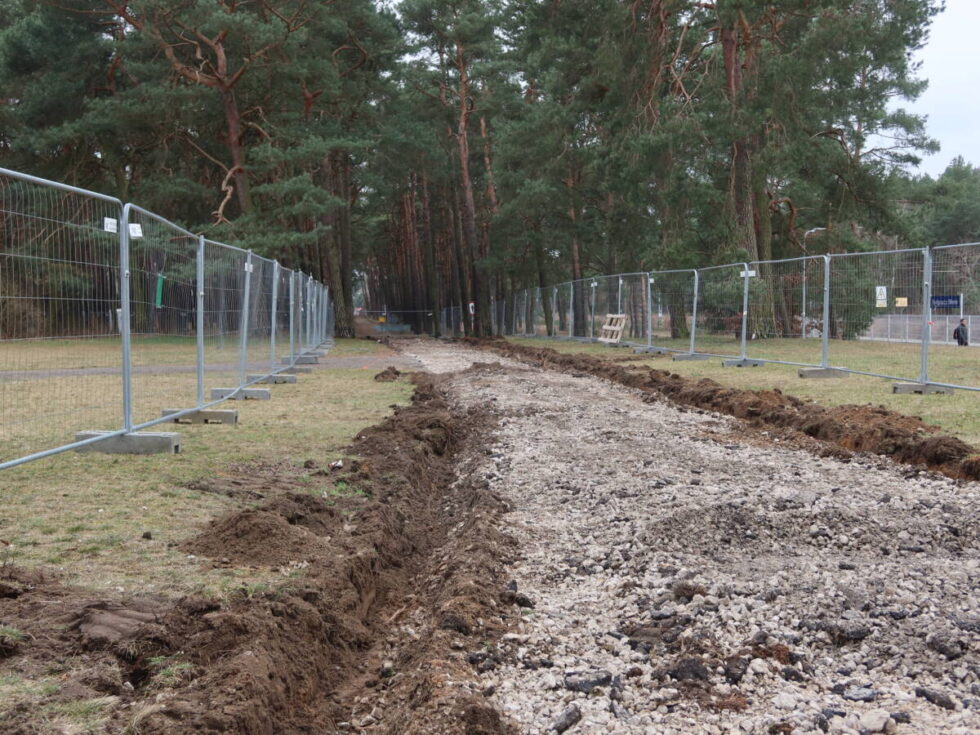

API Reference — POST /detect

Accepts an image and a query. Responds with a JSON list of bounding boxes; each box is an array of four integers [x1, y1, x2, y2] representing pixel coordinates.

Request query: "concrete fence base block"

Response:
[[633, 346, 671, 355], [292, 355, 320, 365], [282, 366, 313, 374], [722, 358, 764, 368], [247, 374, 298, 384], [305, 350, 327, 357], [75, 430, 181, 455], [672, 353, 712, 361], [161, 408, 239, 425], [211, 387, 272, 400], [798, 368, 847, 379], [892, 382, 954, 395]]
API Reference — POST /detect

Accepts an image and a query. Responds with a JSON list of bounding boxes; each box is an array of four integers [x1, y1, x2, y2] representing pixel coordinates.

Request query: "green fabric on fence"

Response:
[[155, 274, 164, 308]]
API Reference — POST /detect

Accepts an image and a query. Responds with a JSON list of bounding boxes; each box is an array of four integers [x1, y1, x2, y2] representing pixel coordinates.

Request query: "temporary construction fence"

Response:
[[0, 167, 333, 470], [445, 243, 980, 392]]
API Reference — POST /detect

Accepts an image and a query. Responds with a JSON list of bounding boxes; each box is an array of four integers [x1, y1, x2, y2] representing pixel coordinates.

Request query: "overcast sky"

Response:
[[906, 1, 980, 177]]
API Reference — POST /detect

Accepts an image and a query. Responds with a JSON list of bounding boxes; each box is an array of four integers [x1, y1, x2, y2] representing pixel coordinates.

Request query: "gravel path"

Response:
[[398, 339, 979, 735]]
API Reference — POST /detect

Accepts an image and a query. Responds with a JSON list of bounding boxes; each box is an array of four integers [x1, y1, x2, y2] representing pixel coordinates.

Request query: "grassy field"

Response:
[[508, 336, 980, 447], [0, 332, 333, 462], [0, 338, 413, 597]]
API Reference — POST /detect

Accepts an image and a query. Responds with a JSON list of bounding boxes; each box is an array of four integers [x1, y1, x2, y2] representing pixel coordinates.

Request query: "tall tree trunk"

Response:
[[420, 174, 440, 336], [721, 24, 759, 261], [338, 151, 355, 335], [318, 152, 354, 337], [566, 169, 586, 337], [533, 225, 554, 336], [454, 41, 491, 336], [221, 87, 251, 215]]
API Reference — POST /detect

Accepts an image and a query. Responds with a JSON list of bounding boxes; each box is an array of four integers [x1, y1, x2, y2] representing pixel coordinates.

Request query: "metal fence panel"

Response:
[[202, 241, 247, 394], [275, 265, 293, 365], [0, 168, 333, 470], [126, 206, 200, 426], [928, 243, 980, 388], [828, 249, 924, 381], [0, 170, 124, 463], [693, 264, 746, 358], [618, 274, 649, 343], [529, 287, 549, 336], [649, 270, 697, 352], [746, 256, 825, 366], [246, 254, 275, 379]]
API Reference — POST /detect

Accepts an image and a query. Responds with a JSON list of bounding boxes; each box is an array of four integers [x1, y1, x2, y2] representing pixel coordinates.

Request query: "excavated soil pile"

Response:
[[0, 374, 516, 735], [465, 339, 980, 480], [373, 365, 403, 382]]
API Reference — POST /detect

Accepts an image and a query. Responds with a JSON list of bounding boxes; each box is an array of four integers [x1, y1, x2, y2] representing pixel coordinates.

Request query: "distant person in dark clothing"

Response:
[[953, 318, 969, 346]]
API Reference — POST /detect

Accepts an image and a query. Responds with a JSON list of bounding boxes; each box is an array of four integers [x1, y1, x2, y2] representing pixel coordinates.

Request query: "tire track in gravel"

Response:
[[396, 339, 979, 735]]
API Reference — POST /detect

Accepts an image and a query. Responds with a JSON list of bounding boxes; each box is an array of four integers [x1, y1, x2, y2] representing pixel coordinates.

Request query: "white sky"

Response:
[[906, 0, 980, 177]]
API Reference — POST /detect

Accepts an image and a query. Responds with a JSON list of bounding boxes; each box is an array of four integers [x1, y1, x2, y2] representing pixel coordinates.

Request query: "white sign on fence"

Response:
[[875, 285, 887, 308], [103, 217, 118, 233]]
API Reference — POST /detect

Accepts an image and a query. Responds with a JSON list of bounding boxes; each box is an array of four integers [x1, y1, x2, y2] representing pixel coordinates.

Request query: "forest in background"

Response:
[[2, 0, 979, 337]]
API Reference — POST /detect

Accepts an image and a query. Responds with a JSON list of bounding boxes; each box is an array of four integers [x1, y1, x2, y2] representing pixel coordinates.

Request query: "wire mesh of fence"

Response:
[[446, 243, 980, 392], [0, 167, 333, 470]]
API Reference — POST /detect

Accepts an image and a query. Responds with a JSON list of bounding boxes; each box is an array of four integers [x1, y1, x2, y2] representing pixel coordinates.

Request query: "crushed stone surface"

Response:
[[398, 339, 979, 735]]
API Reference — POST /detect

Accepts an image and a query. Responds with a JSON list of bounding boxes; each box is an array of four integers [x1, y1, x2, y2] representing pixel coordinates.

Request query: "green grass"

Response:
[[0, 625, 26, 642], [508, 336, 980, 448], [0, 338, 413, 598], [0, 332, 360, 462]]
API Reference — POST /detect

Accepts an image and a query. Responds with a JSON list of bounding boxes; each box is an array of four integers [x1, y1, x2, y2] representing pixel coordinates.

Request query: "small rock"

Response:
[[141, 531, 153, 540], [773, 692, 798, 710], [564, 669, 612, 693], [610, 701, 631, 721], [514, 593, 535, 608], [827, 620, 871, 644], [724, 656, 750, 683], [842, 686, 877, 702], [552, 704, 582, 734], [379, 661, 395, 678], [667, 658, 709, 682], [926, 631, 966, 660], [890, 712, 911, 724], [858, 709, 891, 733], [781, 665, 805, 682], [915, 686, 955, 710]]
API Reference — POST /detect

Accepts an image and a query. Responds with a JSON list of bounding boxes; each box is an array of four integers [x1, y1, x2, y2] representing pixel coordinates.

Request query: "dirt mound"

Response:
[[181, 508, 330, 567], [465, 339, 980, 481], [0, 374, 516, 735], [374, 365, 402, 381]]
